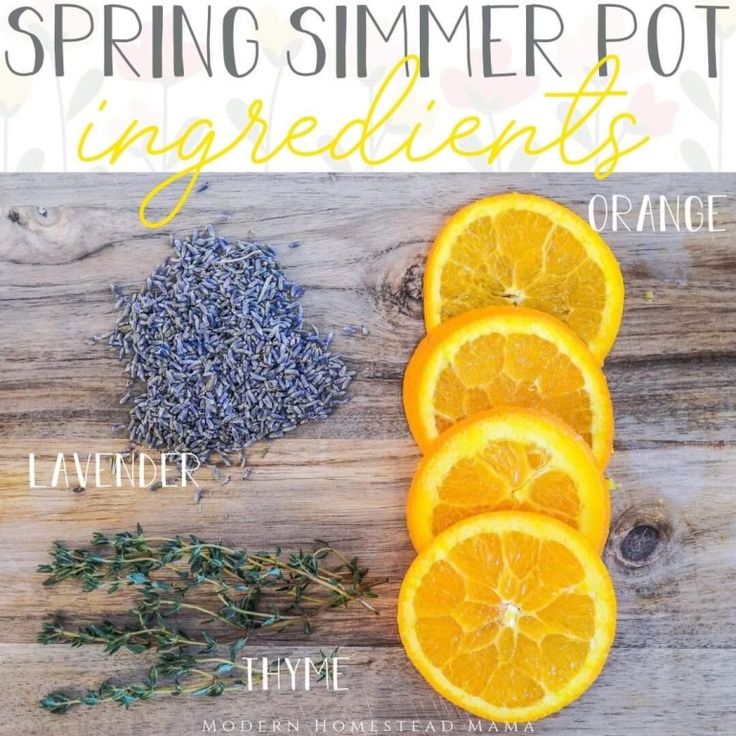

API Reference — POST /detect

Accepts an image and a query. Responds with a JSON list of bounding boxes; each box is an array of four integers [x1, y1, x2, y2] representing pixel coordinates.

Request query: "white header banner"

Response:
[[1, 0, 734, 179]]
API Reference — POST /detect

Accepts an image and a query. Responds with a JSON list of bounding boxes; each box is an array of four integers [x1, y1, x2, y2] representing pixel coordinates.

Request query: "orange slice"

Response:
[[407, 408, 610, 553], [424, 193, 624, 363], [403, 306, 614, 468], [398, 511, 617, 723]]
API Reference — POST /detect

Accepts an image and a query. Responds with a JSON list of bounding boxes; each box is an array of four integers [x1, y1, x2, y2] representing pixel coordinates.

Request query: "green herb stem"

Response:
[[38, 527, 379, 713]]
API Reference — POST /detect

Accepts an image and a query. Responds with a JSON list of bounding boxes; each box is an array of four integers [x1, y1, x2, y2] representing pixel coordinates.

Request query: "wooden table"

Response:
[[0, 174, 734, 736]]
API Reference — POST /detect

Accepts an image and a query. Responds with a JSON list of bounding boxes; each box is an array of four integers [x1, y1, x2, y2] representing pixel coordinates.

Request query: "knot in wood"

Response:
[[608, 504, 673, 571], [401, 262, 424, 306], [382, 253, 426, 320], [621, 525, 661, 563]]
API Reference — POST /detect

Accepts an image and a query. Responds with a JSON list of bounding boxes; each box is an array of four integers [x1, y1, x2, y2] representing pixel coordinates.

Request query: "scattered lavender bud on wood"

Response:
[[343, 324, 369, 338]]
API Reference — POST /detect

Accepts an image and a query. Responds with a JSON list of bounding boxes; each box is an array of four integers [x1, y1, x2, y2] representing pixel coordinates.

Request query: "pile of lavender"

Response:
[[109, 228, 351, 460]]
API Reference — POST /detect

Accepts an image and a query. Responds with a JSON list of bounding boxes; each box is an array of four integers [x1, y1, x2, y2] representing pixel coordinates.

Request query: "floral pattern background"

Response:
[[0, 0, 733, 173]]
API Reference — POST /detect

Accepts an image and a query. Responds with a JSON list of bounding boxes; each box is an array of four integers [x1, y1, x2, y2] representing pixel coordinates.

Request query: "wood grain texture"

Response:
[[0, 174, 734, 736]]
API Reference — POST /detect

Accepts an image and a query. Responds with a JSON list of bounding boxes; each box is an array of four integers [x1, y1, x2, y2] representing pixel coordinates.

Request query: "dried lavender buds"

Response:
[[110, 228, 352, 460]]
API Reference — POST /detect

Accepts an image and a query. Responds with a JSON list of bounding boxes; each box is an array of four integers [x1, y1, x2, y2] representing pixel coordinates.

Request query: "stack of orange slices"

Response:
[[399, 194, 623, 723]]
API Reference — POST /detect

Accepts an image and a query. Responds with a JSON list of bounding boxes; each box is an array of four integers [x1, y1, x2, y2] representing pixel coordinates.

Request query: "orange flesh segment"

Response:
[[407, 408, 611, 554], [398, 512, 617, 722], [439, 332, 593, 445], [416, 536, 594, 702], [439, 212, 608, 346], [436, 446, 577, 528], [403, 307, 614, 468], [426, 194, 624, 363]]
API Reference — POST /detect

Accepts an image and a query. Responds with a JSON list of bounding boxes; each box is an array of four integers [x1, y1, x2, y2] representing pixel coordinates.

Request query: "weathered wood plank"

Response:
[[1, 174, 735, 365], [1, 443, 734, 650], [0, 174, 735, 733], [1, 644, 733, 736], [1, 354, 735, 445], [1, 175, 735, 448]]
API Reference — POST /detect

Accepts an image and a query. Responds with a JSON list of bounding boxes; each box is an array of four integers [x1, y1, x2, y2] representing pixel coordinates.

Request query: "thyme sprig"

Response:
[[38, 526, 381, 713], [40, 648, 338, 713], [38, 525, 381, 629]]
